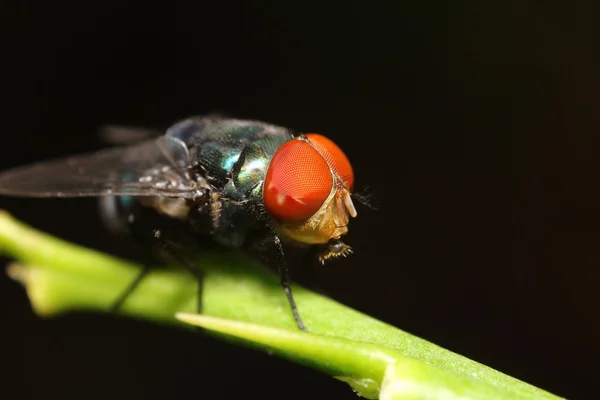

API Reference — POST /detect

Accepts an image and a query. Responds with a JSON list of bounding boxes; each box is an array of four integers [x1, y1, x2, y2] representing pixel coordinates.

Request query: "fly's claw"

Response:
[[318, 242, 353, 264]]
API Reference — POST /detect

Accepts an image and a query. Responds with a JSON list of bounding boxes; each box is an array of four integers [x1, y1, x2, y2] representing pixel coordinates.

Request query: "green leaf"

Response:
[[0, 210, 564, 400]]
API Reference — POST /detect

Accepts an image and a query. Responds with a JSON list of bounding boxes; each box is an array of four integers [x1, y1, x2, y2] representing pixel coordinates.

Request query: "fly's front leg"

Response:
[[316, 239, 353, 264], [272, 235, 307, 331]]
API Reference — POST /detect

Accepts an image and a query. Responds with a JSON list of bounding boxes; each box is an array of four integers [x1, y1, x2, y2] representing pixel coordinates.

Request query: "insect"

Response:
[[0, 115, 367, 330]]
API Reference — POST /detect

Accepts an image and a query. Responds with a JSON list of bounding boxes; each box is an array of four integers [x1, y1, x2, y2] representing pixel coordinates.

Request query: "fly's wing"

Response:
[[98, 125, 162, 145], [0, 136, 200, 198]]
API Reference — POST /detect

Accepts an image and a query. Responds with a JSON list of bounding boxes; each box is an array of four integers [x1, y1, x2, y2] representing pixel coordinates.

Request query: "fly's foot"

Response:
[[318, 240, 353, 264]]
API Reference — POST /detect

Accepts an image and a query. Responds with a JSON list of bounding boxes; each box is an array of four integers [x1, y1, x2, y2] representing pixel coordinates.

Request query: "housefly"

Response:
[[0, 115, 365, 330]]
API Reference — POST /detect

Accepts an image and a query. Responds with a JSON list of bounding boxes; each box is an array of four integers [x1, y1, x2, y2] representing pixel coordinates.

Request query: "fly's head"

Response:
[[262, 133, 357, 263]]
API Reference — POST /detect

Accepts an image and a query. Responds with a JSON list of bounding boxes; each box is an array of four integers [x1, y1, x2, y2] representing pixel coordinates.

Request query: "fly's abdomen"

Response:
[[98, 195, 135, 237], [97, 167, 193, 240], [98, 169, 140, 237]]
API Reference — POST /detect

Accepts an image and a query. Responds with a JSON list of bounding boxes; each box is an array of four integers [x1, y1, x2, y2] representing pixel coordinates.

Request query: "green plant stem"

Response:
[[0, 210, 563, 400]]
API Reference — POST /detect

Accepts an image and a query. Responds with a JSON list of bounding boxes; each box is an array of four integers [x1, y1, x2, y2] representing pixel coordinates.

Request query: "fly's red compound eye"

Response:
[[264, 140, 333, 223], [305, 133, 354, 190]]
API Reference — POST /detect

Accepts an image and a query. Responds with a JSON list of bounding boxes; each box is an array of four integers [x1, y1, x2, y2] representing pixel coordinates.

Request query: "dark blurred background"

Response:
[[1, 1, 599, 399]]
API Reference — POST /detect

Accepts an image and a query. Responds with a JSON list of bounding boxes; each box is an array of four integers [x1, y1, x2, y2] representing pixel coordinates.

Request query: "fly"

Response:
[[0, 115, 371, 330]]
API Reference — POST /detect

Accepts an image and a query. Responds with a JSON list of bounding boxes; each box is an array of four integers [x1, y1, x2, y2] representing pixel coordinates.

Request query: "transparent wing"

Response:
[[0, 136, 201, 198], [98, 125, 162, 145]]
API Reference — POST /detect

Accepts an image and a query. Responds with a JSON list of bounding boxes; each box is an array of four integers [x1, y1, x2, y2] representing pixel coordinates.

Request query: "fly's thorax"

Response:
[[172, 117, 292, 188], [215, 134, 292, 208], [198, 134, 291, 249], [227, 143, 272, 199]]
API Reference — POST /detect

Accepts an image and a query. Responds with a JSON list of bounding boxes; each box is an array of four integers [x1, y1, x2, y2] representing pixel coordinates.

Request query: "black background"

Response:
[[1, 2, 599, 399]]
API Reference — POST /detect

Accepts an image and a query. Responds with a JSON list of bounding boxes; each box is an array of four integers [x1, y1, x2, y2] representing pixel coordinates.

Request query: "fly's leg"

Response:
[[107, 230, 160, 314], [102, 192, 207, 315], [272, 235, 306, 331], [109, 265, 151, 313], [109, 230, 205, 316], [317, 239, 353, 264], [153, 229, 204, 314]]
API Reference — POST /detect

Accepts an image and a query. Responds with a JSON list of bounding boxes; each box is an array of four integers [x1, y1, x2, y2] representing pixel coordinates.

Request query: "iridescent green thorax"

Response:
[[166, 117, 293, 247], [168, 117, 292, 190], [223, 135, 291, 202]]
